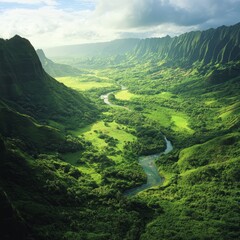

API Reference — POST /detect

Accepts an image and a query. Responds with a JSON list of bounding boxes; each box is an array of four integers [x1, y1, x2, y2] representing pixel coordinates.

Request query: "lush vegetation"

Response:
[[1, 23, 240, 240]]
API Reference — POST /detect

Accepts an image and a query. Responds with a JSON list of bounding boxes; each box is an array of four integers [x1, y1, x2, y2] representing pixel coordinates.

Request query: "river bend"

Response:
[[101, 88, 173, 196]]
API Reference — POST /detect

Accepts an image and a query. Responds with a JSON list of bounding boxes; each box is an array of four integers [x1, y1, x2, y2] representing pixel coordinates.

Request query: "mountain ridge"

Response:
[[45, 38, 140, 58], [0, 35, 99, 128], [133, 23, 240, 65], [44, 22, 240, 68]]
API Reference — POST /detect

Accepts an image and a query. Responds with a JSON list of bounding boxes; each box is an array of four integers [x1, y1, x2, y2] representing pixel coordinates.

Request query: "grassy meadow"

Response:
[[56, 72, 114, 91], [70, 120, 136, 163]]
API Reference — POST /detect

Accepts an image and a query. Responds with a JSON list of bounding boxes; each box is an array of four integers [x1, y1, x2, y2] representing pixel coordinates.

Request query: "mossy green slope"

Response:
[[0, 100, 65, 151], [178, 133, 240, 172]]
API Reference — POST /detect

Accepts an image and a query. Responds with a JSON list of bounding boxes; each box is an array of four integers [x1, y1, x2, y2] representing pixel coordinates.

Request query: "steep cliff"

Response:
[[134, 23, 240, 66]]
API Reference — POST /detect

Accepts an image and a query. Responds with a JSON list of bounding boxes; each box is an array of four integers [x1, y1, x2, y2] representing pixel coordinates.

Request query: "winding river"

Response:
[[124, 137, 173, 196], [100, 85, 130, 110], [100, 89, 173, 196]]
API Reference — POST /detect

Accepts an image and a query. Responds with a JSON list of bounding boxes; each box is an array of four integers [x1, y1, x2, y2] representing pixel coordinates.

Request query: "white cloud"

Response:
[[0, 0, 240, 48], [94, 0, 240, 28], [0, 6, 96, 47], [0, 0, 57, 5]]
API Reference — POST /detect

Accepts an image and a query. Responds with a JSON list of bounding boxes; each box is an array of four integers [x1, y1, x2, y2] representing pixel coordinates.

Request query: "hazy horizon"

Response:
[[1, 0, 240, 48]]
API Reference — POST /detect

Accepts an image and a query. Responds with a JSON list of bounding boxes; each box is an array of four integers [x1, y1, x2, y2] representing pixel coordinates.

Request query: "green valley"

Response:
[[1, 22, 240, 240]]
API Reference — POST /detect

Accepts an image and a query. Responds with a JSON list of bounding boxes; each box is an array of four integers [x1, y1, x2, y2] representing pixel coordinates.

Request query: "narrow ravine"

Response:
[[101, 88, 173, 196]]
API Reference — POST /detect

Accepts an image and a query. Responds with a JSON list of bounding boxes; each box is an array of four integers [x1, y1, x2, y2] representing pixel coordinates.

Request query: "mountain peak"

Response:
[[9, 35, 31, 45], [0, 36, 98, 126], [36, 49, 46, 58], [12, 34, 23, 39]]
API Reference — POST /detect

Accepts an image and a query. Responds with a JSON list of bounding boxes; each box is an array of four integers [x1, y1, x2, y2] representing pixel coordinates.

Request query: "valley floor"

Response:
[[51, 62, 240, 239], [1, 60, 240, 240]]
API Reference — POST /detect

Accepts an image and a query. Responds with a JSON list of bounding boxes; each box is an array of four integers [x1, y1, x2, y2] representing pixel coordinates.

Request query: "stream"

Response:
[[100, 85, 130, 110], [100, 88, 173, 196]]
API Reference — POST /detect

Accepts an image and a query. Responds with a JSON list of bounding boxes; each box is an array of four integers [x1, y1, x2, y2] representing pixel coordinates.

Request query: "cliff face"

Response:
[[133, 23, 240, 66]]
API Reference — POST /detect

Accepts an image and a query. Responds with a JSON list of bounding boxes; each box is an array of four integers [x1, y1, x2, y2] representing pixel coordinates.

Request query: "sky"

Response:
[[0, 0, 240, 48]]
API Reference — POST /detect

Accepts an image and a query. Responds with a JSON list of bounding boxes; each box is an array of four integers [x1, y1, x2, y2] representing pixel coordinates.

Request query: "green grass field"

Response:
[[70, 120, 136, 163], [115, 90, 139, 100], [172, 115, 194, 133], [146, 107, 171, 127], [56, 76, 114, 91], [145, 107, 194, 133], [83, 121, 136, 149]]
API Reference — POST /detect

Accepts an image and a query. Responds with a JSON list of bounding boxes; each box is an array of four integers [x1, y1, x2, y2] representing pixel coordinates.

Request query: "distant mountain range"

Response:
[[36, 49, 82, 77], [45, 23, 240, 67], [45, 38, 140, 58], [134, 23, 240, 66]]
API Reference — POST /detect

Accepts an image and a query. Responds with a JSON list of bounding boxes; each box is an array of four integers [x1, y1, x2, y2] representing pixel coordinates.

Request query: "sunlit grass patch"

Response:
[[205, 99, 217, 106], [145, 107, 194, 133], [84, 121, 136, 150], [219, 102, 240, 119], [172, 115, 194, 133], [56, 76, 114, 91], [158, 169, 176, 186], [77, 165, 102, 184], [157, 92, 175, 99], [70, 121, 136, 163], [146, 107, 171, 128], [115, 90, 139, 100]]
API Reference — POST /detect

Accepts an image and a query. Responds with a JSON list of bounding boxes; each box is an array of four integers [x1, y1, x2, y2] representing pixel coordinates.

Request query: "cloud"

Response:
[[0, 0, 240, 48], [0, 6, 97, 47], [0, 0, 57, 5], [94, 0, 240, 28]]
